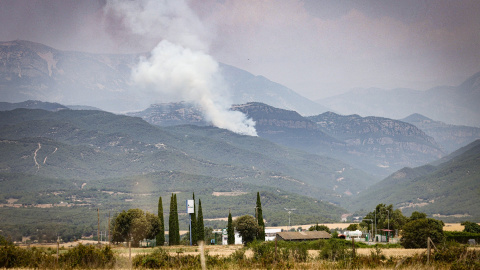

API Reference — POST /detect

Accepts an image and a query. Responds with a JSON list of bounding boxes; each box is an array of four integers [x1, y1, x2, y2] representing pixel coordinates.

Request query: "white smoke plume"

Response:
[[105, 0, 257, 136]]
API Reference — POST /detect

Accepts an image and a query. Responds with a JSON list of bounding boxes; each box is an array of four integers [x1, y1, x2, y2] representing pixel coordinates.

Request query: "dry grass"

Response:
[[443, 222, 466, 231], [356, 248, 426, 257]]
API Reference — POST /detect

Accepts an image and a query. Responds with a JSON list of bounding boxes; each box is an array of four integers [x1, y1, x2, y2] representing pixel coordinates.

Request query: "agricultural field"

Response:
[[4, 222, 476, 269], [6, 240, 478, 269]]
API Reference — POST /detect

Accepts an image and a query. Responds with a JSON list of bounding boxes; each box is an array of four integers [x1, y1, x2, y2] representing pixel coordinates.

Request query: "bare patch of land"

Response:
[[212, 191, 248, 196]]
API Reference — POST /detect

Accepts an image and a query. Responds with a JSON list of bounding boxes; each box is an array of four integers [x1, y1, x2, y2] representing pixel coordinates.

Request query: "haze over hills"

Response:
[[0, 107, 366, 233], [317, 71, 480, 127], [349, 139, 480, 222], [401, 113, 480, 154], [238, 104, 444, 176], [1, 39, 479, 228], [307, 112, 444, 175], [0, 40, 328, 116], [0, 108, 374, 204], [138, 101, 444, 177], [0, 100, 68, 111]]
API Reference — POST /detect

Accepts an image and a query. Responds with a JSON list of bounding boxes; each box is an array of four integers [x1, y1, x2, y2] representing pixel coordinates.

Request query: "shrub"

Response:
[[0, 238, 55, 269], [319, 238, 352, 261], [401, 218, 444, 248], [59, 244, 115, 269], [445, 231, 480, 244]]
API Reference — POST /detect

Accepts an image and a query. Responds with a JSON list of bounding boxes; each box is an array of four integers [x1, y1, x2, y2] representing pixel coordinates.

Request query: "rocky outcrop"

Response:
[[232, 102, 319, 131], [127, 102, 206, 126]]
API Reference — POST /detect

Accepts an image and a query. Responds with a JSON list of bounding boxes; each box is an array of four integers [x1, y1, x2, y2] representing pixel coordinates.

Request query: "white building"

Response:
[[221, 228, 282, 245]]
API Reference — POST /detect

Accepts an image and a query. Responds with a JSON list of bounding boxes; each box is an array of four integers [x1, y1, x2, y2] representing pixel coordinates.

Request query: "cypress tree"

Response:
[[168, 193, 174, 245], [156, 196, 165, 246], [191, 193, 197, 245], [227, 210, 234, 245], [173, 194, 180, 244], [197, 199, 205, 243], [256, 192, 265, 241]]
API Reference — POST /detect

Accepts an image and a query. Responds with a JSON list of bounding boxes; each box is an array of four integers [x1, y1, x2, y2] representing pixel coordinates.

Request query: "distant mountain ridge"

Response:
[[0, 40, 328, 115], [129, 101, 445, 176], [318, 71, 480, 127], [0, 108, 374, 204], [0, 100, 454, 178], [232, 103, 444, 176], [0, 100, 68, 111], [401, 113, 480, 154], [0, 40, 139, 112]]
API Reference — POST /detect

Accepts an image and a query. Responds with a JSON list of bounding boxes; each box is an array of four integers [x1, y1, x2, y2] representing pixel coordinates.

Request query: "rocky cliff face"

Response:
[[129, 101, 446, 176], [127, 102, 206, 126], [232, 102, 319, 131], [310, 112, 439, 146], [308, 112, 444, 171]]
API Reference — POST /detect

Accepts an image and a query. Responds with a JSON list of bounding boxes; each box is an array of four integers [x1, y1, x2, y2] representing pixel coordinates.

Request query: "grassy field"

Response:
[[9, 223, 475, 269]]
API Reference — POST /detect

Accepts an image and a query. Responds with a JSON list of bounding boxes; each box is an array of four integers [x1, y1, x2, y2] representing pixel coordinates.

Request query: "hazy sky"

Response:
[[1, 0, 479, 100]]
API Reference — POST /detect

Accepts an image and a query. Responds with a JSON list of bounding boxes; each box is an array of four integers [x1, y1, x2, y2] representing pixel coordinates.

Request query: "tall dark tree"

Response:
[[168, 193, 179, 245], [191, 193, 197, 245], [168, 194, 174, 245], [173, 194, 180, 244], [256, 192, 265, 241], [227, 210, 235, 245], [197, 199, 205, 243], [156, 196, 165, 246]]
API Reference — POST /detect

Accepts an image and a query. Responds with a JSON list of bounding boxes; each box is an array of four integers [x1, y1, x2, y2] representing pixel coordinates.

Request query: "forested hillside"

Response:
[[0, 107, 369, 239], [349, 140, 480, 222]]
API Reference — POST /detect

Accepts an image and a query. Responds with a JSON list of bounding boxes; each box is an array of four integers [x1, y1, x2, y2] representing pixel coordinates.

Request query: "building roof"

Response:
[[276, 231, 331, 241]]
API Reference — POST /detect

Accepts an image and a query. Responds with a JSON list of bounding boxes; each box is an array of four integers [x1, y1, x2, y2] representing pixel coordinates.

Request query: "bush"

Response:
[[133, 248, 170, 268], [247, 240, 309, 267], [319, 238, 352, 261], [59, 244, 115, 269], [400, 218, 444, 248], [0, 238, 55, 269], [445, 231, 480, 244]]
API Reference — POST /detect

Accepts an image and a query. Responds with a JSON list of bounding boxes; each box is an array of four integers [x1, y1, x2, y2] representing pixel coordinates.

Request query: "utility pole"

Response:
[[387, 209, 390, 242], [97, 208, 100, 245], [108, 212, 110, 244], [363, 219, 373, 243], [387, 210, 390, 231], [284, 208, 296, 230]]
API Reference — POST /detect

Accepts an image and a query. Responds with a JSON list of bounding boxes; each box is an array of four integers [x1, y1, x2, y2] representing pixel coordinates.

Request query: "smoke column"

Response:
[[105, 0, 257, 136]]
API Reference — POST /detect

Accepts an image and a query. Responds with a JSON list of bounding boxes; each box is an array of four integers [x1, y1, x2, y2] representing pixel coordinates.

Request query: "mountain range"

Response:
[[131, 101, 446, 177], [0, 40, 328, 115], [1, 39, 479, 235], [401, 113, 480, 153], [1, 104, 478, 223], [0, 108, 375, 204], [318, 72, 480, 127]]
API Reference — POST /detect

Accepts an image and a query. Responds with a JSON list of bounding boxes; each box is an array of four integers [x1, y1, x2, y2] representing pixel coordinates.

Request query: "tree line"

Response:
[[109, 192, 267, 247], [110, 197, 477, 249]]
